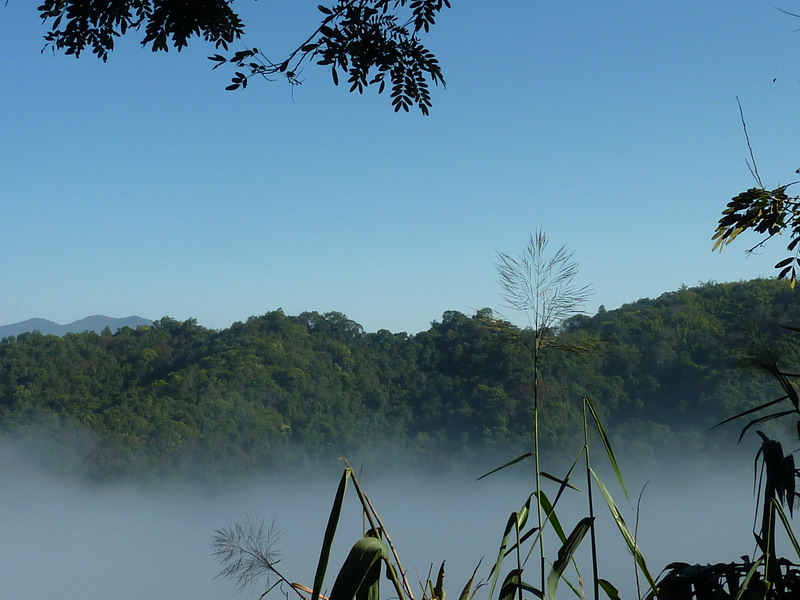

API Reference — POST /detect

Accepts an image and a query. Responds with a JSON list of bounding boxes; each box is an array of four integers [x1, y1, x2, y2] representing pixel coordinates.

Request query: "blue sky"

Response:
[[2, 1, 800, 334]]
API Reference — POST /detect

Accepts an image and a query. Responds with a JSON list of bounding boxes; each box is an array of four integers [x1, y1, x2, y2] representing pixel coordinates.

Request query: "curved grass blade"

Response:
[[737, 409, 798, 442], [772, 499, 800, 559], [488, 495, 533, 599], [597, 578, 621, 600], [458, 560, 483, 600], [312, 468, 352, 600], [590, 469, 658, 596], [733, 558, 763, 600], [536, 491, 566, 543], [499, 569, 542, 600], [711, 396, 788, 430], [584, 397, 628, 501], [546, 517, 593, 600], [329, 536, 389, 600], [478, 453, 533, 481]]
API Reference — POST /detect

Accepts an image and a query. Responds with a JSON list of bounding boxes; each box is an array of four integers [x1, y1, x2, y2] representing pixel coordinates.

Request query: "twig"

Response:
[[737, 96, 764, 188]]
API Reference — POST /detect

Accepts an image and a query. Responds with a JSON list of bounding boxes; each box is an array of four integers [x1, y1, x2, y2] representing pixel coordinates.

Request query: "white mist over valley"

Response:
[[0, 445, 767, 600]]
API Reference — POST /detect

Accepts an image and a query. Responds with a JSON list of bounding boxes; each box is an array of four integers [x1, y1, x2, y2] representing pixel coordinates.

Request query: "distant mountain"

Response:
[[0, 315, 152, 338]]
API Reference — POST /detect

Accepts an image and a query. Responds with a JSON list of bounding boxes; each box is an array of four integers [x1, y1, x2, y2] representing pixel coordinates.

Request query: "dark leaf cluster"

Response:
[[212, 0, 447, 114], [37, 0, 244, 60], [713, 185, 800, 287], [33, 0, 447, 113]]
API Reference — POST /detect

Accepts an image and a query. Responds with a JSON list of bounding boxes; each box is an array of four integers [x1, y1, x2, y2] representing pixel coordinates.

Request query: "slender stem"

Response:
[[583, 399, 599, 600], [533, 337, 545, 595], [515, 521, 523, 600]]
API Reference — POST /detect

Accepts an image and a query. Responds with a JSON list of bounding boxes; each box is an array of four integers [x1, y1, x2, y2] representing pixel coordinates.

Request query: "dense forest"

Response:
[[1, 278, 798, 482]]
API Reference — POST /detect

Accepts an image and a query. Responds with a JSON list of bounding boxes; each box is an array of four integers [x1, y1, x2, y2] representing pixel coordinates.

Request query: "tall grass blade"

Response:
[[584, 397, 628, 501], [499, 569, 542, 600], [341, 460, 412, 600], [477, 453, 533, 481], [590, 469, 658, 595], [488, 495, 533, 599], [433, 561, 446, 600], [772, 499, 800, 559], [458, 561, 483, 600], [537, 491, 567, 543], [546, 517, 593, 600], [312, 468, 352, 600], [733, 558, 763, 600], [711, 396, 788, 430], [736, 409, 798, 442]]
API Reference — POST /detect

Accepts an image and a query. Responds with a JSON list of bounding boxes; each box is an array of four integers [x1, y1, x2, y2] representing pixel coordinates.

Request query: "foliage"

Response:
[[714, 185, 800, 287], [32, 0, 448, 114], [647, 433, 800, 599], [714, 100, 800, 285], [0, 279, 799, 481]]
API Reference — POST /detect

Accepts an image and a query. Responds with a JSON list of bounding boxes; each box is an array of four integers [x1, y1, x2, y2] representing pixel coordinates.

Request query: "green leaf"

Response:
[[597, 579, 622, 600], [584, 396, 628, 501], [488, 495, 533, 599], [312, 468, 352, 600], [328, 536, 389, 600], [477, 453, 533, 481], [591, 469, 658, 596], [546, 517, 593, 600]]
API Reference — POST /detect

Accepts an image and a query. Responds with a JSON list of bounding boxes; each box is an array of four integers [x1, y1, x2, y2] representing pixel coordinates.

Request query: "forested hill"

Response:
[[1, 278, 797, 482]]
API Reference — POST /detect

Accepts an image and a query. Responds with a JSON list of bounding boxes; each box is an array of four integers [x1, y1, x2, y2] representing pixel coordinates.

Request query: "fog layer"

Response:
[[0, 449, 770, 600]]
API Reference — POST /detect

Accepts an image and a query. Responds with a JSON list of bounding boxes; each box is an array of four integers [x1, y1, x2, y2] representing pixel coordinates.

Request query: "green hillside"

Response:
[[1, 278, 797, 482]]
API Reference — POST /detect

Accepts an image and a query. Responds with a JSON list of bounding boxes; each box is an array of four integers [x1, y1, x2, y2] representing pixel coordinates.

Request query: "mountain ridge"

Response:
[[0, 315, 152, 338]]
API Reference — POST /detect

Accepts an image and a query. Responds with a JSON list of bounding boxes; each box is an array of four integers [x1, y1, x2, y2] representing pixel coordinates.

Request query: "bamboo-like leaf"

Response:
[[433, 561, 446, 600], [312, 468, 352, 600], [733, 558, 763, 600], [458, 560, 483, 600], [498, 569, 542, 600], [328, 536, 388, 600], [536, 491, 566, 543], [477, 453, 533, 481], [488, 496, 533, 599], [711, 396, 789, 430], [590, 469, 658, 595], [597, 579, 621, 600], [772, 499, 800, 559], [546, 517, 593, 600], [541, 469, 580, 492], [736, 409, 797, 442], [584, 397, 628, 501]]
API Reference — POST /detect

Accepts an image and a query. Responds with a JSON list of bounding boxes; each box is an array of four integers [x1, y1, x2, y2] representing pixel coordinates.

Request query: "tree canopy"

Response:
[[1, 278, 798, 482], [33, 0, 448, 114]]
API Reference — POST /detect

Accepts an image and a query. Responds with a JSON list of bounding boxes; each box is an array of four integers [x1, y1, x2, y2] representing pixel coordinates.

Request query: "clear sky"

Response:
[[3, 1, 800, 334]]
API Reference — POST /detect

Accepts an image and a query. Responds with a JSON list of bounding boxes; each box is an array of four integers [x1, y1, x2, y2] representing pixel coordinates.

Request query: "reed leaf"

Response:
[[312, 468, 352, 600], [488, 495, 533, 599], [328, 535, 388, 600], [433, 561, 446, 600], [584, 397, 628, 501], [736, 409, 798, 442], [772, 499, 800, 559], [546, 517, 593, 600], [477, 453, 533, 481], [499, 569, 542, 600], [711, 395, 789, 430], [458, 561, 483, 600], [590, 469, 658, 595], [597, 578, 621, 600], [536, 491, 566, 543], [733, 558, 763, 600]]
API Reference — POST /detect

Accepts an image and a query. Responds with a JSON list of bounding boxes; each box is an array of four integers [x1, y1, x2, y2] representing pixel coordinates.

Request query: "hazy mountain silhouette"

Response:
[[0, 315, 152, 338]]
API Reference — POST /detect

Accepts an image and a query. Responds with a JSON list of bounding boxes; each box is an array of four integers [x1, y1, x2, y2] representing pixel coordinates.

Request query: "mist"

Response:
[[1, 437, 778, 600]]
